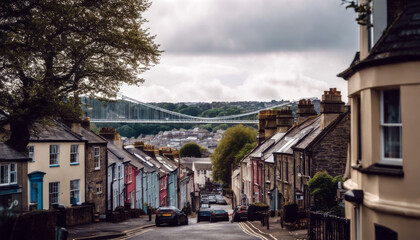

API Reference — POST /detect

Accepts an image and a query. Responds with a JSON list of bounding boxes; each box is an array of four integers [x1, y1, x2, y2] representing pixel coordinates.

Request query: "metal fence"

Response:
[[309, 212, 350, 240]]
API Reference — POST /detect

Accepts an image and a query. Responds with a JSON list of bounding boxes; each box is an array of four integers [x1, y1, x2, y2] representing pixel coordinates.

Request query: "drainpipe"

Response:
[[293, 155, 296, 204]]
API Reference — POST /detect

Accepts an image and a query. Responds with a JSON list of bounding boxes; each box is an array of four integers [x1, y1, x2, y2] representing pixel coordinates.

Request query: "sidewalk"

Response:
[[67, 215, 156, 240], [243, 217, 308, 240]]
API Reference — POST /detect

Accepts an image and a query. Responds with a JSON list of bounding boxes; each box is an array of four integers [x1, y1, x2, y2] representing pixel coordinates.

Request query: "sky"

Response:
[[121, 0, 359, 103]]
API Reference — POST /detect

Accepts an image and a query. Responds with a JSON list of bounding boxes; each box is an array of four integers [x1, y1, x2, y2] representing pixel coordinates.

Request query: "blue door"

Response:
[[28, 171, 46, 210]]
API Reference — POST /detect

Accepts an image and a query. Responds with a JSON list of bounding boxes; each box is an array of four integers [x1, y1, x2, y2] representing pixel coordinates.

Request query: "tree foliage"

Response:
[[211, 125, 257, 187], [308, 171, 342, 211], [0, 0, 161, 151], [179, 142, 202, 158]]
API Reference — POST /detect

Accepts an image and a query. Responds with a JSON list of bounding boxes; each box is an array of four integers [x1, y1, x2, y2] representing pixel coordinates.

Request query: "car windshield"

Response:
[[201, 204, 210, 208], [213, 210, 226, 213]]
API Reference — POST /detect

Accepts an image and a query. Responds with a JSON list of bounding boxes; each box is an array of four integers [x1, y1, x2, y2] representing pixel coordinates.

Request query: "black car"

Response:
[[210, 209, 229, 222], [232, 205, 248, 222], [197, 206, 213, 222], [155, 206, 188, 227]]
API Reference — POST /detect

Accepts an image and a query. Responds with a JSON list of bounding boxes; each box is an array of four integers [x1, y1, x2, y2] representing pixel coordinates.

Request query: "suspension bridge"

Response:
[[82, 95, 291, 124]]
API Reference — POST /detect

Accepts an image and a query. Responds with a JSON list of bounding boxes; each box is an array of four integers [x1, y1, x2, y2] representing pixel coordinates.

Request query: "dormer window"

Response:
[[380, 89, 402, 165]]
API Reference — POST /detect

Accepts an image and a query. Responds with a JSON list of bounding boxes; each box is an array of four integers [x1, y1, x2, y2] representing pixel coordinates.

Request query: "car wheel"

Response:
[[156, 221, 160, 227]]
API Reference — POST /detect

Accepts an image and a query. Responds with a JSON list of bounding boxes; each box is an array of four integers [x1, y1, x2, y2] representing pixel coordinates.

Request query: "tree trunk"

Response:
[[6, 120, 31, 153]]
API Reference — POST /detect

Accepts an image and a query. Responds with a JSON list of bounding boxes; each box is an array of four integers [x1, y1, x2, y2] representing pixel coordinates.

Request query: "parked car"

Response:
[[200, 203, 211, 209], [232, 205, 248, 222], [155, 206, 188, 227], [201, 197, 209, 204], [210, 209, 229, 222], [216, 196, 227, 205], [197, 206, 213, 222], [208, 195, 217, 204]]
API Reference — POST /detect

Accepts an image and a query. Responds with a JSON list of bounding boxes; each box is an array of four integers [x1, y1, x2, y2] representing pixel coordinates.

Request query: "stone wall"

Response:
[[65, 205, 93, 226], [85, 143, 107, 214], [1, 210, 58, 240], [311, 113, 350, 177]]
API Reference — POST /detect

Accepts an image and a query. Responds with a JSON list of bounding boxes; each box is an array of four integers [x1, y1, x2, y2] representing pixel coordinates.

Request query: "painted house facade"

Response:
[[0, 142, 31, 212], [339, 1, 420, 239], [27, 120, 86, 210]]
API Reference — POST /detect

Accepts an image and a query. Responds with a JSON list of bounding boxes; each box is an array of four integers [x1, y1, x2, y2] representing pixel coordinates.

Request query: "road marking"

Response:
[[114, 227, 155, 240], [238, 222, 263, 239], [245, 221, 278, 240], [239, 222, 268, 240]]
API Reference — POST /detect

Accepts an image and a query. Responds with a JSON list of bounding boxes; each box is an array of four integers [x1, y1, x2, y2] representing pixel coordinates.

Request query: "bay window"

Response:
[[381, 89, 402, 165]]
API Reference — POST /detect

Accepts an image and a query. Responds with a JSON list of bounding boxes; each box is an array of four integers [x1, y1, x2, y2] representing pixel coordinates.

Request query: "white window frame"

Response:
[[128, 166, 132, 183], [49, 182, 60, 206], [70, 145, 79, 164], [49, 145, 60, 166], [94, 147, 100, 170], [0, 163, 17, 186], [380, 89, 402, 166], [70, 179, 80, 205], [96, 182, 103, 194], [27, 145, 35, 161]]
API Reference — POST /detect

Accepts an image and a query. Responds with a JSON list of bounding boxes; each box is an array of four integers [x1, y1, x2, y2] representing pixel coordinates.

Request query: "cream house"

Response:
[[27, 120, 86, 210], [339, 1, 420, 239]]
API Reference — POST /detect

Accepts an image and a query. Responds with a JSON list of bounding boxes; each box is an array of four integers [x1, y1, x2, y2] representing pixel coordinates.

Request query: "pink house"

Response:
[[125, 163, 137, 208], [160, 175, 168, 207], [251, 158, 263, 203]]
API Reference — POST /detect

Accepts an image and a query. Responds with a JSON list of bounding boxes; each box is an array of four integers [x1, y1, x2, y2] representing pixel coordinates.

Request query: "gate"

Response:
[[309, 212, 350, 240]]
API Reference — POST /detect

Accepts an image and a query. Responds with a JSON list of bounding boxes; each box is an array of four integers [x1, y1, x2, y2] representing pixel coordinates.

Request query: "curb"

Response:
[[72, 223, 156, 240]]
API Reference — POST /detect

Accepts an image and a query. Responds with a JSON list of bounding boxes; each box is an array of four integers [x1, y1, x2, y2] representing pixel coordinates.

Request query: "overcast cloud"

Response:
[[121, 0, 358, 102]]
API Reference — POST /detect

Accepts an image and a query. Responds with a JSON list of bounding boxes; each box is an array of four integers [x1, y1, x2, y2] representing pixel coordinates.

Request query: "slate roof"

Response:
[[0, 142, 31, 162], [339, 2, 420, 79], [179, 157, 211, 169], [124, 146, 158, 173], [107, 143, 144, 170], [80, 128, 108, 144], [294, 112, 350, 150], [30, 120, 85, 142], [273, 116, 320, 155]]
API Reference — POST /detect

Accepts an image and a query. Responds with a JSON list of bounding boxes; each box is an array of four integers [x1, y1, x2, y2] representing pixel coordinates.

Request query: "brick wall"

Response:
[[85, 144, 107, 213]]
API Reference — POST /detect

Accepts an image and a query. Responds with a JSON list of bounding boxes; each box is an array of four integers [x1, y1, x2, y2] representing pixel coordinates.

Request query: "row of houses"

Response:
[[0, 118, 196, 217], [232, 88, 350, 212]]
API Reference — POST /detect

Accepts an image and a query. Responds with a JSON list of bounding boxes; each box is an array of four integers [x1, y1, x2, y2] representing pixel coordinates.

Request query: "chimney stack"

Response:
[[81, 117, 90, 129], [258, 110, 279, 144], [99, 127, 122, 148], [320, 88, 344, 129], [297, 99, 317, 124], [276, 106, 294, 133]]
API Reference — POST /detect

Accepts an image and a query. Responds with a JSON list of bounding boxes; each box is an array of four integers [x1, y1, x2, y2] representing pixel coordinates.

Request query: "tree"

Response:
[[179, 142, 202, 158], [211, 125, 257, 187], [0, 0, 161, 152], [308, 171, 337, 211]]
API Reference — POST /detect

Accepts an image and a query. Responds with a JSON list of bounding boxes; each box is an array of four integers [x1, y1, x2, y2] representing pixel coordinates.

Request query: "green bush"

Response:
[[247, 202, 269, 221]]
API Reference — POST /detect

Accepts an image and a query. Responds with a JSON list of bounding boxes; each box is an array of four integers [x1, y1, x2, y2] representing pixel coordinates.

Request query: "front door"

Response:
[[28, 171, 46, 210]]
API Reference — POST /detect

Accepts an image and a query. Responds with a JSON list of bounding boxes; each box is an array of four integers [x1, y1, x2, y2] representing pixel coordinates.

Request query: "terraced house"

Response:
[[339, 1, 420, 239], [27, 120, 86, 210]]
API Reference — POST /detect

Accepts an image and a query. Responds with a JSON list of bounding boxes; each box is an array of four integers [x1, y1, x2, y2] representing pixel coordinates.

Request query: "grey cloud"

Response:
[[146, 0, 359, 54]]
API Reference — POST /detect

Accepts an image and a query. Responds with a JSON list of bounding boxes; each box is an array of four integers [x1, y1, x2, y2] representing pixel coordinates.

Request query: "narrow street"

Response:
[[117, 204, 260, 240]]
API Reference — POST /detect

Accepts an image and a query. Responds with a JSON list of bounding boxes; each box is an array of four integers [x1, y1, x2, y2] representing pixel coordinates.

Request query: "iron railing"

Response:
[[309, 212, 350, 240]]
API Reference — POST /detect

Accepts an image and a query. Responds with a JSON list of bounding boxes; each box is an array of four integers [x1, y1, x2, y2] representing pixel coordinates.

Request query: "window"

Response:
[[285, 160, 289, 182], [0, 163, 17, 185], [128, 166, 132, 183], [381, 89, 402, 165], [49, 182, 60, 206], [118, 165, 122, 179], [96, 182, 103, 194], [279, 159, 283, 180], [27, 145, 34, 161], [94, 147, 100, 169], [70, 179, 80, 205], [49, 145, 60, 166], [70, 145, 79, 164]]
